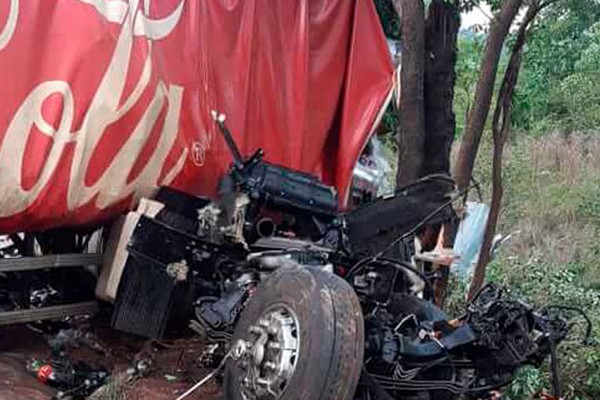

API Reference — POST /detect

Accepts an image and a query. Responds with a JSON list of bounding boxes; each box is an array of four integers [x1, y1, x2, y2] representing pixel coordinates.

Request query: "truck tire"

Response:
[[224, 264, 364, 400]]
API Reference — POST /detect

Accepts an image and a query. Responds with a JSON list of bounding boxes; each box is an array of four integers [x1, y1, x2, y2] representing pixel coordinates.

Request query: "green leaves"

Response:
[[455, 34, 486, 135], [513, 0, 600, 132], [374, 0, 401, 40], [505, 367, 544, 400], [452, 0, 600, 133]]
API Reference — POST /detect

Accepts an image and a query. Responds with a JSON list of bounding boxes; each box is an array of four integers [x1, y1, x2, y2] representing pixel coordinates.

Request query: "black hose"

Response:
[[379, 258, 431, 296], [544, 305, 594, 344], [395, 174, 455, 194], [548, 327, 562, 399], [540, 304, 595, 398]]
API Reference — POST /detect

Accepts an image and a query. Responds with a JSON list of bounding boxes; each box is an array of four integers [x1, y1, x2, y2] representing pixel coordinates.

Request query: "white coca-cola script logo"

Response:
[[0, 0, 188, 217], [0, 0, 17, 51]]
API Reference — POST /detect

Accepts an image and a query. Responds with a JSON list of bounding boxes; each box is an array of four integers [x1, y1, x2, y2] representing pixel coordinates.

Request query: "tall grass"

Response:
[[466, 132, 600, 399], [380, 130, 600, 397]]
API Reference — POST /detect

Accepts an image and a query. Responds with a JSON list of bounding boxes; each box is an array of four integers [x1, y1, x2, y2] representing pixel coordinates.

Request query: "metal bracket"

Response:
[[0, 301, 99, 326], [0, 253, 103, 272]]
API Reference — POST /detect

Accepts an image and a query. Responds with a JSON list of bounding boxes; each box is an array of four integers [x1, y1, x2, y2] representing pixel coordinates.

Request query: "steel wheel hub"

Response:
[[237, 305, 300, 399]]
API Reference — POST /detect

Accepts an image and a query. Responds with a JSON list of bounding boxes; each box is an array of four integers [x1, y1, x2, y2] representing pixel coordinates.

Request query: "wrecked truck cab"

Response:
[[0, 146, 574, 400], [87, 116, 573, 400]]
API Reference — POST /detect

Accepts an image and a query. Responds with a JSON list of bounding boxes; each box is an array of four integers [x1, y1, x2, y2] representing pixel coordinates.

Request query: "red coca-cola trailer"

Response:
[[0, 0, 394, 324]]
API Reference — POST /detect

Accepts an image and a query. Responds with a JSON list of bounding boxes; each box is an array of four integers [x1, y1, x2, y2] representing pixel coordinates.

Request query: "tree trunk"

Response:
[[467, 2, 542, 300], [395, 0, 426, 186], [423, 0, 460, 177], [452, 0, 523, 191], [421, 0, 460, 308]]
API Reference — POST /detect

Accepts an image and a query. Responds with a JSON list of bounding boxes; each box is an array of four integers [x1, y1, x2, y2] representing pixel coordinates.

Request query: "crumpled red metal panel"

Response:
[[0, 0, 393, 233]]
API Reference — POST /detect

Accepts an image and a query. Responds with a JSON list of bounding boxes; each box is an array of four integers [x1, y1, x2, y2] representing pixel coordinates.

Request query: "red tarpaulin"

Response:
[[0, 0, 393, 233]]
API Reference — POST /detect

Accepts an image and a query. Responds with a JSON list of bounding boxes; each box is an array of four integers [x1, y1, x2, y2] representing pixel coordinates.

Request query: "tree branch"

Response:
[[452, 0, 524, 191], [467, 0, 542, 300]]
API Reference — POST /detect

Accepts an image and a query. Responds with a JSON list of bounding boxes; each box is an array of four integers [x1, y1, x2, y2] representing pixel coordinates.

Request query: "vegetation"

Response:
[[455, 0, 600, 136], [452, 1, 600, 397], [376, 0, 600, 397], [449, 133, 600, 400]]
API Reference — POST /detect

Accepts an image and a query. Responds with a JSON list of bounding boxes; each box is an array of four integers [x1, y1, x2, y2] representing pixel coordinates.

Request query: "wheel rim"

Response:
[[237, 304, 300, 399]]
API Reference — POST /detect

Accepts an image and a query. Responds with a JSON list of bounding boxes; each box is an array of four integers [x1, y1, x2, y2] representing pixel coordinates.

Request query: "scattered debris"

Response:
[[175, 346, 235, 400], [27, 356, 108, 399]]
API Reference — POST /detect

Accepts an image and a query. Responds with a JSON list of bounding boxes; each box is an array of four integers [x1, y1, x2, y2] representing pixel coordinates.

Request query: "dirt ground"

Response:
[[0, 319, 222, 400]]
